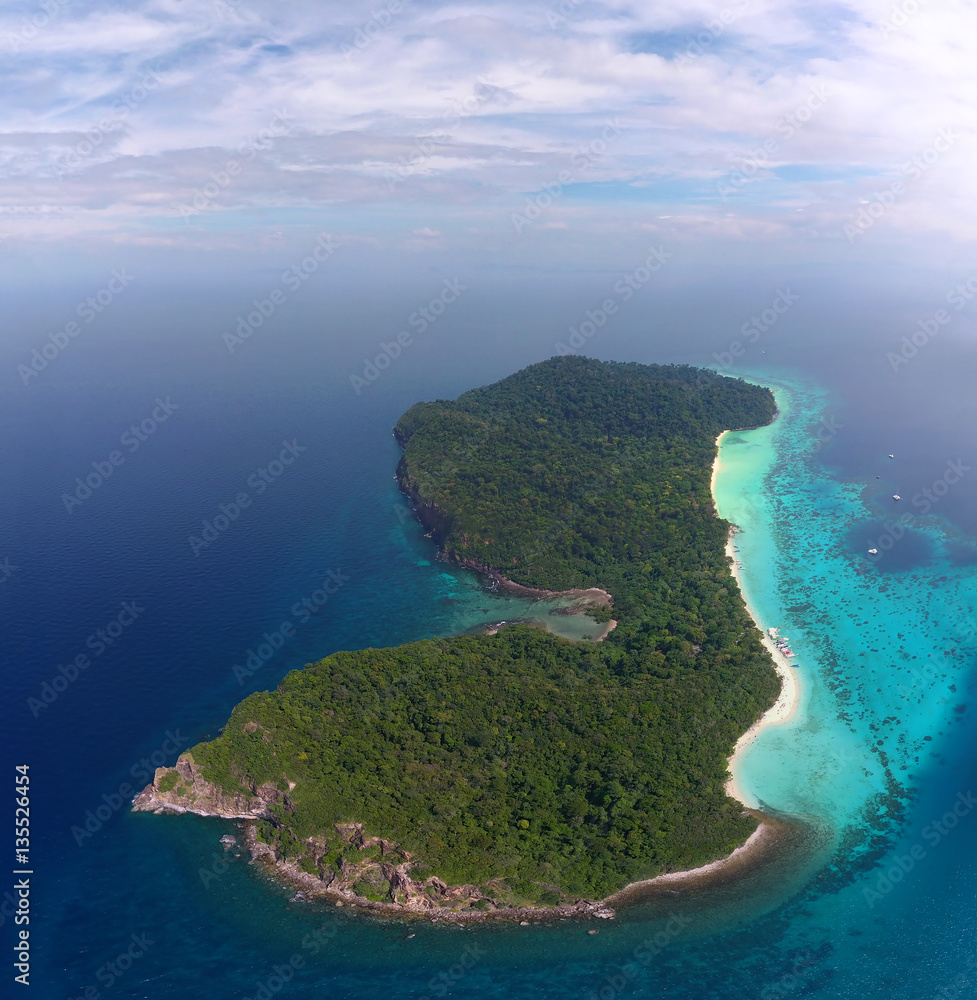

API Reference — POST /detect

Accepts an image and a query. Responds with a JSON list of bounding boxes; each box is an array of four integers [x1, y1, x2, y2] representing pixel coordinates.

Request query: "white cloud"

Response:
[[1, 0, 975, 251]]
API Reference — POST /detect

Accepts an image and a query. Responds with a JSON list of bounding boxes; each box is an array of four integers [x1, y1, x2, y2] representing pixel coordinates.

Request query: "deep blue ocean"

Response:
[[4, 257, 977, 998]]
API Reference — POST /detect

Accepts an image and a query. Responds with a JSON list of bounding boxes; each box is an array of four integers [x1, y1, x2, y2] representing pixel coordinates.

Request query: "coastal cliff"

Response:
[[395, 447, 613, 615], [131, 752, 275, 819], [133, 754, 616, 920], [244, 822, 615, 921]]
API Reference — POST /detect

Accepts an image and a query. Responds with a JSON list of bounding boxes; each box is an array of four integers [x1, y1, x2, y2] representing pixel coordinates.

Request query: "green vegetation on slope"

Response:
[[190, 357, 779, 903]]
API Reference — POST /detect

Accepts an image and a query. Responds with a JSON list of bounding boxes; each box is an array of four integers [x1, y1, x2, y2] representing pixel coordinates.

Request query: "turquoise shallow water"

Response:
[[387, 508, 614, 642], [713, 372, 977, 992], [716, 374, 977, 825]]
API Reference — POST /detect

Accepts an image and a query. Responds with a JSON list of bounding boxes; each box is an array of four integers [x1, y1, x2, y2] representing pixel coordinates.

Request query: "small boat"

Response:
[[892, 494, 901, 501], [868, 548, 878, 555], [888, 454, 895, 459]]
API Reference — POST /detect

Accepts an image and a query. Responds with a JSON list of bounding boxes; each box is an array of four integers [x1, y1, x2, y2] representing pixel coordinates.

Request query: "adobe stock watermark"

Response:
[[862, 790, 976, 908], [223, 234, 338, 353], [844, 127, 960, 242], [66, 932, 155, 999], [0, 557, 17, 584], [200, 826, 316, 894], [231, 568, 350, 684], [586, 913, 694, 1000], [878, 0, 932, 38], [512, 119, 624, 234], [301, 920, 342, 955], [820, 745, 857, 781], [70, 729, 188, 846], [545, 0, 585, 28], [17, 269, 134, 386], [897, 615, 977, 703], [393, 431, 489, 521], [712, 287, 799, 369], [349, 278, 466, 393], [385, 81, 501, 189], [243, 953, 306, 1000], [886, 274, 977, 373], [908, 459, 969, 515], [486, 453, 641, 570], [214, 0, 245, 20], [54, 69, 162, 178], [418, 942, 486, 1000], [555, 246, 672, 355], [509, 502, 578, 567], [759, 950, 820, 1000], [897, 654, 956, 703], [188, 440, 306, 555], [445, 80, 509, 127], [6, 0, 70, 52], [176, 109, 293, 221], [674, 0, 749, 66], [927, 952, 977, 1000], [199, 841, 240, 890], [866, 459, 970, 564], [717, 86, 828, 200], [342, 0, 409, 60], [27, 601, 145, 717], [384, 131, 448, 189], [812, 415, 843, 454], [61, 398, 178, 513]]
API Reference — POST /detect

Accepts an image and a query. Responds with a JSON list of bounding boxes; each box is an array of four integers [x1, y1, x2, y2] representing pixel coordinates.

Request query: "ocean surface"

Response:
[[4, 264, 977, 998]]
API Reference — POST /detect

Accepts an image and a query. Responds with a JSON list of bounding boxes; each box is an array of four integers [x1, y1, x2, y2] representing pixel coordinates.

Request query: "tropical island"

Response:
[[133, 356, 780, 916]]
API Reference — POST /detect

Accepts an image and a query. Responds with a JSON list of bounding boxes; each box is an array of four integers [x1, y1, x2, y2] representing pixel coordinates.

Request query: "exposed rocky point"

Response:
[[131, 752, 278, 819]]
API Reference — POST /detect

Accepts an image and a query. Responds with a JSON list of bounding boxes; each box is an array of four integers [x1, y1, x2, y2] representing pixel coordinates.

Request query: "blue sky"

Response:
[[3, 0, 976, 269]]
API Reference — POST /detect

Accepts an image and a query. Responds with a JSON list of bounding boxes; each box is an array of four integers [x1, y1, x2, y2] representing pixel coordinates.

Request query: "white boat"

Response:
[[868, 548, 878, 555], [888, 454, 895, 459], [892, 494, 901, 501]]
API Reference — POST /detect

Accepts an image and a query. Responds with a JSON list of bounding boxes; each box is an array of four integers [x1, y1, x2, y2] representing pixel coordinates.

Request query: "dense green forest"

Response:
[[189, 357, 779, 904]]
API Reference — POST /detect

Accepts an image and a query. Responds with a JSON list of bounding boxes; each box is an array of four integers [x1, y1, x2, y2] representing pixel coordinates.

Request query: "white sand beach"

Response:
[[713, 432, 801, 808]]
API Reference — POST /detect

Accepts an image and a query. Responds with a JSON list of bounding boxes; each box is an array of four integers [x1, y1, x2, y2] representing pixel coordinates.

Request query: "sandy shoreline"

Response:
[[723, 529, 801, 806], [482, 583, 619, 642], [601, 814, 796, 910], [712, 431, 801, 808], [645, 823, 766, 884]]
